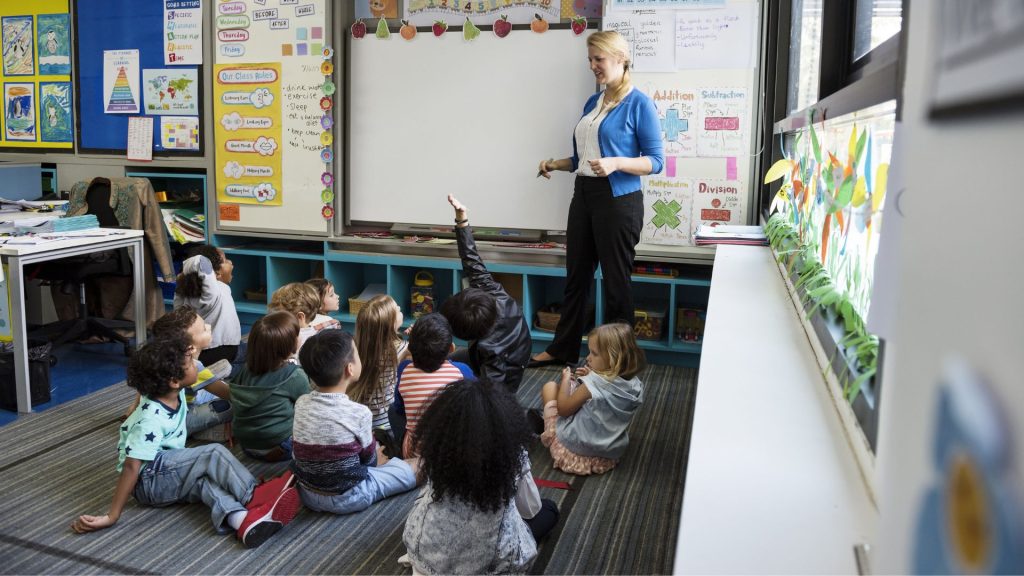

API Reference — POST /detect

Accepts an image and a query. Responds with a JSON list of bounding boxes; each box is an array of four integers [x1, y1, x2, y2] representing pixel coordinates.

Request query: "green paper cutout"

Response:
[[376, 17, 390, 39], [322, 80, 336, 96], [651, 199, 682, 229], [463, 17, 481, 41]]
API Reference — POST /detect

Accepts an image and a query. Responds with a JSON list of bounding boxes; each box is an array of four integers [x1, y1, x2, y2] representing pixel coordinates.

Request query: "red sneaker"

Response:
[[237, 483, 301, 549], [249, 470, 296, 508]]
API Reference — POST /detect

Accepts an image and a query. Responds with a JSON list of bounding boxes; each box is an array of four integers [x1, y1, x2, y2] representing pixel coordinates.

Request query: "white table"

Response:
[[1, 229, 147, 413], [675, 245, 875, 574]]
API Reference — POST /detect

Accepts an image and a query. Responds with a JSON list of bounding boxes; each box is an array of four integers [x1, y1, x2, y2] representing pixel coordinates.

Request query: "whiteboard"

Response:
[[349, 28, 596, 231]]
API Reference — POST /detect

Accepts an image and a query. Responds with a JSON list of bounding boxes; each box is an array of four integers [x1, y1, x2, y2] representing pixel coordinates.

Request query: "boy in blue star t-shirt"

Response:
[[72, 335, 301, 548]]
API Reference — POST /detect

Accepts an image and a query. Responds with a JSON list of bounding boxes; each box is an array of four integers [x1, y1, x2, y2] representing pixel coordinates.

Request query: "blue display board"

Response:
[[73, 0, 202, 155]]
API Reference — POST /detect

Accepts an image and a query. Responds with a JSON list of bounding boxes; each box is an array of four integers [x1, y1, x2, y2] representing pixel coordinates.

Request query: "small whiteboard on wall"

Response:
[[349, 28, 596, 231]]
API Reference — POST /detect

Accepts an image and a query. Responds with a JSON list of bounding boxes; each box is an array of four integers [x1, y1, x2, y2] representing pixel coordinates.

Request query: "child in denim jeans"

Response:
[[291, 330, 420, 514], [72, 335, 300, 548]]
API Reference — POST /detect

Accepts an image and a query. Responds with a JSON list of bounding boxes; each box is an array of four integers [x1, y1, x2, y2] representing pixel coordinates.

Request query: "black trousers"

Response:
[[524, 498, 560, 542], [546, 176, 643, 364]]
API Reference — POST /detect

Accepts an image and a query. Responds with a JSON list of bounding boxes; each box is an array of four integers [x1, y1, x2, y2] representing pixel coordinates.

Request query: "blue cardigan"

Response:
[[570, 89, 665, 197]]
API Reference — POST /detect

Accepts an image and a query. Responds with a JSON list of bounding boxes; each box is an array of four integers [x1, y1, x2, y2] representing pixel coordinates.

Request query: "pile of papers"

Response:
[[162, 207, 205, 244], [694, 224, 768, 246], [15, 214, 98, 234]]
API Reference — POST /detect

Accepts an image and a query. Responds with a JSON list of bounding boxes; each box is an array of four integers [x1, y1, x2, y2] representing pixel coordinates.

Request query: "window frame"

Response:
[[757, 0, 908, 451]]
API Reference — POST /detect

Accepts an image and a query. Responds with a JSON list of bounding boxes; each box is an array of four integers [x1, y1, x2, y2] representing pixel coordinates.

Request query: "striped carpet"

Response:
[[0, 364, 697, 575]]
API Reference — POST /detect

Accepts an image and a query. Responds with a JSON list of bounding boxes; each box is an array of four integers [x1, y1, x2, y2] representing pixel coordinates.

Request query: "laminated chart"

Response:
[[690, 178, 744, 239], [648, 85, 696, 157], [641, 177, 694, 246], [214, 63, 282, 205], [697, 87, 747, 157]]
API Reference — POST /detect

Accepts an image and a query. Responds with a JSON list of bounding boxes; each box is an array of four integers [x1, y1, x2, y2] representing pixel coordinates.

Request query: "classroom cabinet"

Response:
[[209, 236, 710, 366]]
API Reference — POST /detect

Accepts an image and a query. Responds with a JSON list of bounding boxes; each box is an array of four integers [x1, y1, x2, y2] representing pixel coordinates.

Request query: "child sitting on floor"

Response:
[[174, 246, 242, 367], [539, 322, 645, 475], [291, 330, 420, 514], [305, 278, 342, 332], [230, 311, 311, 462], [269, 282, 321, 356], [72, 335, 300, 548], [401, 379, 557, 574], [388, 313, 474, 458], [440, 195, 532, 392], [350, 295, 408, 431]]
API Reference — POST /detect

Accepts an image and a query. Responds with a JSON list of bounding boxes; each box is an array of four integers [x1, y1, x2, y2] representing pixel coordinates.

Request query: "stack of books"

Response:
[[694, 224, 768, 246], [162, 207, 205, 244], [15, 214, 98, 234]]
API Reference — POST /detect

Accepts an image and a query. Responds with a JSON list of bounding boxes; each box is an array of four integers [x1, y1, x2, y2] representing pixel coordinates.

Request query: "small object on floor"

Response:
[[534, 478, 573, 490], [526, 408, 544, 436]]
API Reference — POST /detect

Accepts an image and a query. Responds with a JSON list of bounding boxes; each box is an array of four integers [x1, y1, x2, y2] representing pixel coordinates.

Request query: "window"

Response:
[[853, 0, 903, 62], [787, 0, 823, 114]]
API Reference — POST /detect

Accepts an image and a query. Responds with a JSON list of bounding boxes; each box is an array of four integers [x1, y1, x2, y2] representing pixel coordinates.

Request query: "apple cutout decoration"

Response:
[[493, 14, 511, 38], [432, 20, 448, 37], [400, 20, 416, 40], [351, 19, 366, 39], [571, 16, 587, 36], [463, 17, 481, 41], [375, 17, 391, 39], [530, 13, 549, 34]]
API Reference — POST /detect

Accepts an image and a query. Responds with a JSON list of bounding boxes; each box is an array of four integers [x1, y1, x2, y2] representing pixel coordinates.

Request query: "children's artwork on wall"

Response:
[[2, 16, 34, 76], [697, 87, 747, 157], [641, 177, 693, 246], [561, 0, 602, 19], [356, 0, 398, 19], [143, 69, 199, 115], [4, 82, 35, 141], [405, 0, 560, 26], [38, 81, 71, 142], [103, 49, 140, 114], [35, 13, 70, 75]]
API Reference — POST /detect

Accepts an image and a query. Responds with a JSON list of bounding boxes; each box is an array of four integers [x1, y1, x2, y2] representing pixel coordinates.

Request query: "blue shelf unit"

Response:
[[125, 168, 208, 308], [209, 236, 710, 367]]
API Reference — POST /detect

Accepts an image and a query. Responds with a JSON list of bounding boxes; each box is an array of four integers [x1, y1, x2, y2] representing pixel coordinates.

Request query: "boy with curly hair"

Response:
[[72, 335, 300, 548]]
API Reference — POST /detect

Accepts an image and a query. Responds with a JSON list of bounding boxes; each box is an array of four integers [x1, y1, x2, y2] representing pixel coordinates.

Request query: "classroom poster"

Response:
[[355, 0, 398, 19], [645, 84, 696, 156], [103, 50, 141, 114], [404, 0, 560, 26], [143, 68, 199, 115], [38, 81, 72, 142], [697, 87, 747, 157], [641, 177, 694, 246], [160, 116, 200, 150], [675, 4, 756, 70], [214, 63, 283, 205], [36, 13, 70, 75], [4, 82, 35, 141], [561, 0, 602, 19], [0, 1, 71, 149], [691, 178, 744, 238], [215, 0, 327, 63], [603, 11, 675, 72], [164, 0, 203, 65], [127, 115, 154, 161]]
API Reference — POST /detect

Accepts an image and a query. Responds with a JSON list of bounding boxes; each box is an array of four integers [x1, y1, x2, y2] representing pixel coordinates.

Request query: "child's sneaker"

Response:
[[249, 470, 296, 508], [238, 479, 300, 548]]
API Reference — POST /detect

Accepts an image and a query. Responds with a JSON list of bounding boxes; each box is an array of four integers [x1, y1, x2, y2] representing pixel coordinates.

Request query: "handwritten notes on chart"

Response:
[[640, 177, 745, 246], [675, 3, 756, 70], [697, 88, 747, 156], [281, 64, 329, 209], [214, 63, 282, 205], [603, 11, 676, 72]]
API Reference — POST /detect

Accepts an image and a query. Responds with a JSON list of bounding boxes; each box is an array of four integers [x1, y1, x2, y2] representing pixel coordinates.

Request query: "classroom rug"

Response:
[[0, 364, 697, 575]]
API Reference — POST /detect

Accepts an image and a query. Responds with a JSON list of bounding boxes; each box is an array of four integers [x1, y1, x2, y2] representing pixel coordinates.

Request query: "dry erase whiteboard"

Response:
[[349, 28, 596, 231]]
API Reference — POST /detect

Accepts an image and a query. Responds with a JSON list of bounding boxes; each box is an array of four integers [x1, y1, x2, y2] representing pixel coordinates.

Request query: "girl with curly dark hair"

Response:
[[402, 379, 559, 574]]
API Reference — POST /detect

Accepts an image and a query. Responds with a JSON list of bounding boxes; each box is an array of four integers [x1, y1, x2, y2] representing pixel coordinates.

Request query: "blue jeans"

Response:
[[298, 458, 416, 514], [132, 444, 256, 533], [243, 437, 293, 462], [185, 398, 232, 436]]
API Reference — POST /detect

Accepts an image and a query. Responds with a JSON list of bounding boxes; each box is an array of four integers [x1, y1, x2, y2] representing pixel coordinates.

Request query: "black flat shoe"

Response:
[[527, 357, 564, 368]]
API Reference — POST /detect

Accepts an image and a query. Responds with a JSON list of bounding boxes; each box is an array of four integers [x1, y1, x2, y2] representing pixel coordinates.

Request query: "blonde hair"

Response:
[[350, 295, 402, 406], [587, 31, 632, 108], [269, 282, 321, 326], [589, 322, 646, 380]]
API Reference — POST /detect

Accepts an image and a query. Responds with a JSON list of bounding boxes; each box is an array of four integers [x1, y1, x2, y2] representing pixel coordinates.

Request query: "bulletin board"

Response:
[[73, 0, 203, 155], [212, 0, 330, 235], [0, 0, 73, 150]]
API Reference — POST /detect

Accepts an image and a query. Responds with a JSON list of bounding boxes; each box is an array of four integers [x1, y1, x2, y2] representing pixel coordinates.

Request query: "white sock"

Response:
[[227, 510, 247, 530]]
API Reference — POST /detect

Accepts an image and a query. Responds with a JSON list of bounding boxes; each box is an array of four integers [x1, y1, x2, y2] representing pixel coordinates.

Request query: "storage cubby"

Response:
[[671, 281, 712, 352], [389, 265, 457, 320], [324, 259, 388, 323], [267, 256, 322, 299], [223, 253, 267, 314]]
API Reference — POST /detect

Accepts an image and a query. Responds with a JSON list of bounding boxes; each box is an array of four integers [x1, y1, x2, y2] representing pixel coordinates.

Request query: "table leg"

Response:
[[131, 238, 146, 348], [8, 257, 30, 413]]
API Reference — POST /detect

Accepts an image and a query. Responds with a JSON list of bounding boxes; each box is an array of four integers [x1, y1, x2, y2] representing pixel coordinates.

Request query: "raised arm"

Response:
[[448, 195, 501, 294]]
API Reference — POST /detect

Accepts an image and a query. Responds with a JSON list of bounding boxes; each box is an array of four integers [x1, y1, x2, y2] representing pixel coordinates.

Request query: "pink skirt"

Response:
[[540, 400, 617, 475]]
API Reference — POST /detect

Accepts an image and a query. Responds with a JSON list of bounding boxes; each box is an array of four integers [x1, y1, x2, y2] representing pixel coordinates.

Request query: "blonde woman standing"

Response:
[[532, 31, 664, 368]]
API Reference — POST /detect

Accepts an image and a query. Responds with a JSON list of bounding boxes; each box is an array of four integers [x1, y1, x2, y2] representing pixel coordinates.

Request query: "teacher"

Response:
[[530, 30, 664, 368]]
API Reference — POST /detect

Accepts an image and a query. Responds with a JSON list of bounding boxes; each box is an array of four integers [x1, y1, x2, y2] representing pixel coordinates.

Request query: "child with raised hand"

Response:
[[388, 313, 474, 458], [402, 379, 558, 574], [230, 310, 311, 462], [72, 335, 300, 548], [269, 282, 321, 356], [440, 195, 532, 392], [174, 245, 241, 367], [291, 329, 420, 514], [351, 295, 408, 430], [305, 278, 342, 332], [539, 322, 645, 475]]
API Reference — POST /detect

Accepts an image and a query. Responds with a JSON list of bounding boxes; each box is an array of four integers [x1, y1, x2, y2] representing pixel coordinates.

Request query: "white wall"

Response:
[[874, 0, 1024, 571]]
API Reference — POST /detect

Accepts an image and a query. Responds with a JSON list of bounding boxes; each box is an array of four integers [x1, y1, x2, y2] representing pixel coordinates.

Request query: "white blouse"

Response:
[[573, 87, 633, 177]]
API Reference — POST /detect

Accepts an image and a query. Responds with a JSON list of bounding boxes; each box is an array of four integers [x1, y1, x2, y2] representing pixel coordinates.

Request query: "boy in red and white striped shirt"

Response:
[[388, 313, 474, 457]]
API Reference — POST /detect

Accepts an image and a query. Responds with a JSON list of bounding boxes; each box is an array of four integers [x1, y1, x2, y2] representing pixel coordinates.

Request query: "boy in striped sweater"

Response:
[[291, 330, 420, 514]]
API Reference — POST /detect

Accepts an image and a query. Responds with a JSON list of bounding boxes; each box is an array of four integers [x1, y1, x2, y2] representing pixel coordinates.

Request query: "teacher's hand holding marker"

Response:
[[530, 30, 664, 369]]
